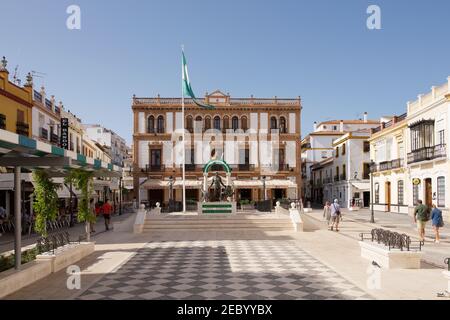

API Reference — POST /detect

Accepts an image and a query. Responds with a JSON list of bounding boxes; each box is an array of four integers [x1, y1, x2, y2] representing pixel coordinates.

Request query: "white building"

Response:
[[301, 113, 380, 203], [60, 109, 83, 154], [31, 86, 61, 146], [369, 114, 409, 214], [83, 124, 128, 166], [405, 77, 450, 221], [332, 131, 372, 208]]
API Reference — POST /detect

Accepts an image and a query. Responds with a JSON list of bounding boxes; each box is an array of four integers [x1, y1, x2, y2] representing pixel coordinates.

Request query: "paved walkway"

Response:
[[3, 210, 450, 300], [303, 208, 450, 268]]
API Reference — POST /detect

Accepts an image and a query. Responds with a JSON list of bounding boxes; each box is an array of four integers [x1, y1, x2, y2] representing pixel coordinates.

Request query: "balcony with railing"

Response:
[[145, 164, 165, 172], [16, 121, 29, 136], [39, 127, 48, 140], [371, 158, 405, 172], [33, 90, 42, 102], [407, 144, 447, 164], [371, 113, 407, 135], [323, 177, 332, 184], [278, 164, 290, 171], [45, 99, 52, 110], [340, 173, 346, 181], [50, 133, 59, 144], [334, 175, 339, 182]]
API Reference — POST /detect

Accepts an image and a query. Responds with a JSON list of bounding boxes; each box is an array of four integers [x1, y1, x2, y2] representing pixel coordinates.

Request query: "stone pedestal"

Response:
[[359, 241, 423, 269]]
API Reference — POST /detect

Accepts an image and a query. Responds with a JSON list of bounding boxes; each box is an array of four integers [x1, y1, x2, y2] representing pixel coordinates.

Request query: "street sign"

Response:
[[60, 118, 69, 149]]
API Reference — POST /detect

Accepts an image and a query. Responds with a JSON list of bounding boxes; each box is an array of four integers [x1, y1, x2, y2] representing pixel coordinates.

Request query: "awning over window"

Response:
[[265, 179, 297, 189], [351, 181, 370, 191], [232, 180, 263, 188], [140, 179, 202, 189]]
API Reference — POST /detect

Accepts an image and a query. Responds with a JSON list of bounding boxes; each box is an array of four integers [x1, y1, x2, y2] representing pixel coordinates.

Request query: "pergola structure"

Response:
[[0, 129, 122, 269]]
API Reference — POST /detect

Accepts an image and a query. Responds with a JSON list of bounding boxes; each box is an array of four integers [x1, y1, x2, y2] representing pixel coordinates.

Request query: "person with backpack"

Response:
[[330, 199, 341, 232], [431, 203, 444, 244], [414, 200, 429, 242]]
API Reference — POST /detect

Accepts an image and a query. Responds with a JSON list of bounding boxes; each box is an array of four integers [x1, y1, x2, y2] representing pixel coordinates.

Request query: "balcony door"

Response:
[[385, 182, 391, 212], [150, 149, 161, 171], [425, 178, 432, 208]]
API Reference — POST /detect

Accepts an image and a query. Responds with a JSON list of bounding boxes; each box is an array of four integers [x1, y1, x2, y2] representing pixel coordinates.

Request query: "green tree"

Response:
[[32, 170, 60, 237], [64, 169, 95, 223]]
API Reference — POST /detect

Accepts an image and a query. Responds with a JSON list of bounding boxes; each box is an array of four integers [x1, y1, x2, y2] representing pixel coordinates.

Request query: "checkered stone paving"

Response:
[[78, 240, 372, 300]]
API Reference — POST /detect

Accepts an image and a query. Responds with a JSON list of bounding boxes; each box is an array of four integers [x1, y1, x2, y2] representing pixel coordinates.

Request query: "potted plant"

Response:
[[240, 199, 254, 210]]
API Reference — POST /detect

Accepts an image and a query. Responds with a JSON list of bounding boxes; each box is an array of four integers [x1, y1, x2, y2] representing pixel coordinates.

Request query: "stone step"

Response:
[[143, 224, 293, 232], [143, 227, 293, 231], [144, 219, 291, 225]]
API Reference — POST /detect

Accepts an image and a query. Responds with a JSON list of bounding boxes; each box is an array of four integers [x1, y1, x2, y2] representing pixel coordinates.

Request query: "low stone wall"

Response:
[[0, 242, 94, 298], [36, 242, 95, 273], [359, 241, 423, 269], [0, 260, 52, 299]]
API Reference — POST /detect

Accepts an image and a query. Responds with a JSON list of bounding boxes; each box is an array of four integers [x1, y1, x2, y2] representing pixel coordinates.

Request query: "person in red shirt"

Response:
[[102, 199, 113, 231]]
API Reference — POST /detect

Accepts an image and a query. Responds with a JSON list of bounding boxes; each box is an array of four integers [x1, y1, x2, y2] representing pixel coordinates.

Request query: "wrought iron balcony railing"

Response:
[[145, 164, 165, 172], [16, 121, 29, 136], [40, 127, 48, 140], [50, 133, 59, 144], [407, 145, 446, 164]]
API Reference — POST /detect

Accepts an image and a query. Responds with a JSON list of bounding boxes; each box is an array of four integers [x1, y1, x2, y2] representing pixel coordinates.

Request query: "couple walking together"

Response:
[[323, 199, 342, 232]]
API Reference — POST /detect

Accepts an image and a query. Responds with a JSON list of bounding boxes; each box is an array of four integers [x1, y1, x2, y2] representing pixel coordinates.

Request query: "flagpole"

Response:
[[181, 45, 186, 214]]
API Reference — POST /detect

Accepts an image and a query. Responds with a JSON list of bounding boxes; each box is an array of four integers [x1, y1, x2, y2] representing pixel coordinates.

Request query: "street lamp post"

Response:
[[370, 160, 375, 223], [262, 176, 266, 201], [119, 177, 123, 215]]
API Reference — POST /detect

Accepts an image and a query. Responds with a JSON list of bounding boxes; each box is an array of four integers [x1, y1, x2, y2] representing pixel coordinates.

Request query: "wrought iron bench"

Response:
[[359, 228, 423, 251]]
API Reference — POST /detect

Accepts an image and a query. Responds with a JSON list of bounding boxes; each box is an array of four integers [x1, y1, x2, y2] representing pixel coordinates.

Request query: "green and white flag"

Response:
[[182, 50, 215, 110]]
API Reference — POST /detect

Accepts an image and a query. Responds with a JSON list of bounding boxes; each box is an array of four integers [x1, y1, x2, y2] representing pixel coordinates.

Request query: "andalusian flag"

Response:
[[182, 50, 215, 110]]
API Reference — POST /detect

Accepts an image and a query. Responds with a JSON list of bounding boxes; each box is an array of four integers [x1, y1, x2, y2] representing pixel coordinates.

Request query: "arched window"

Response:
[[204, 116, 211, 131], [232, 116, 239, 130], [194, 116, 202, 132], [157, 115, 165, 133], [186, 115, 193, 133], [213, 116, 221, 130], [270, 116, 277, 130], [223, 116, 229, 132], [280, 117, 287, 133], [241, 116, 248, 131], [147, 115, 155, 133]]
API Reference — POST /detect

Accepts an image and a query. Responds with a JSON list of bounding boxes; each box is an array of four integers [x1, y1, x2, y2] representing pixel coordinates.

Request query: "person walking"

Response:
[[414, 199, 430, 242], [330, 199, 341, 232], [323, 201, 332, 228], [431, 203, 444, 243], [102, 199, 113, 231]]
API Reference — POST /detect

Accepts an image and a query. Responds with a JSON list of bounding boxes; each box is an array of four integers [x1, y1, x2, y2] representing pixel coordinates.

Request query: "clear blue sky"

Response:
[[2, 0, 450, 144]]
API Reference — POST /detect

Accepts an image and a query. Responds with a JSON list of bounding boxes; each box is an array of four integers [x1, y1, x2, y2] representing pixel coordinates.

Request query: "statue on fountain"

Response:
[[209, 172, 227, 202]]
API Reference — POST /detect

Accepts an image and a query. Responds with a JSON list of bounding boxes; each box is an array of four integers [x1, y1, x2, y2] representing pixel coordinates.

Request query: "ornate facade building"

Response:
[[132, 90, 302, 208]]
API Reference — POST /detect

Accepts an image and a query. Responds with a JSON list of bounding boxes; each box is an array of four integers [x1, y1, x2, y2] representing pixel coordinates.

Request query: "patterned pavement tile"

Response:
[[77, 240, 372, 300]]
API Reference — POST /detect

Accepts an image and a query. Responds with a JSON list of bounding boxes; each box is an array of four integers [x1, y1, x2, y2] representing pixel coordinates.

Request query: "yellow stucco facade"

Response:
[[0, 65, 33, 137]]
